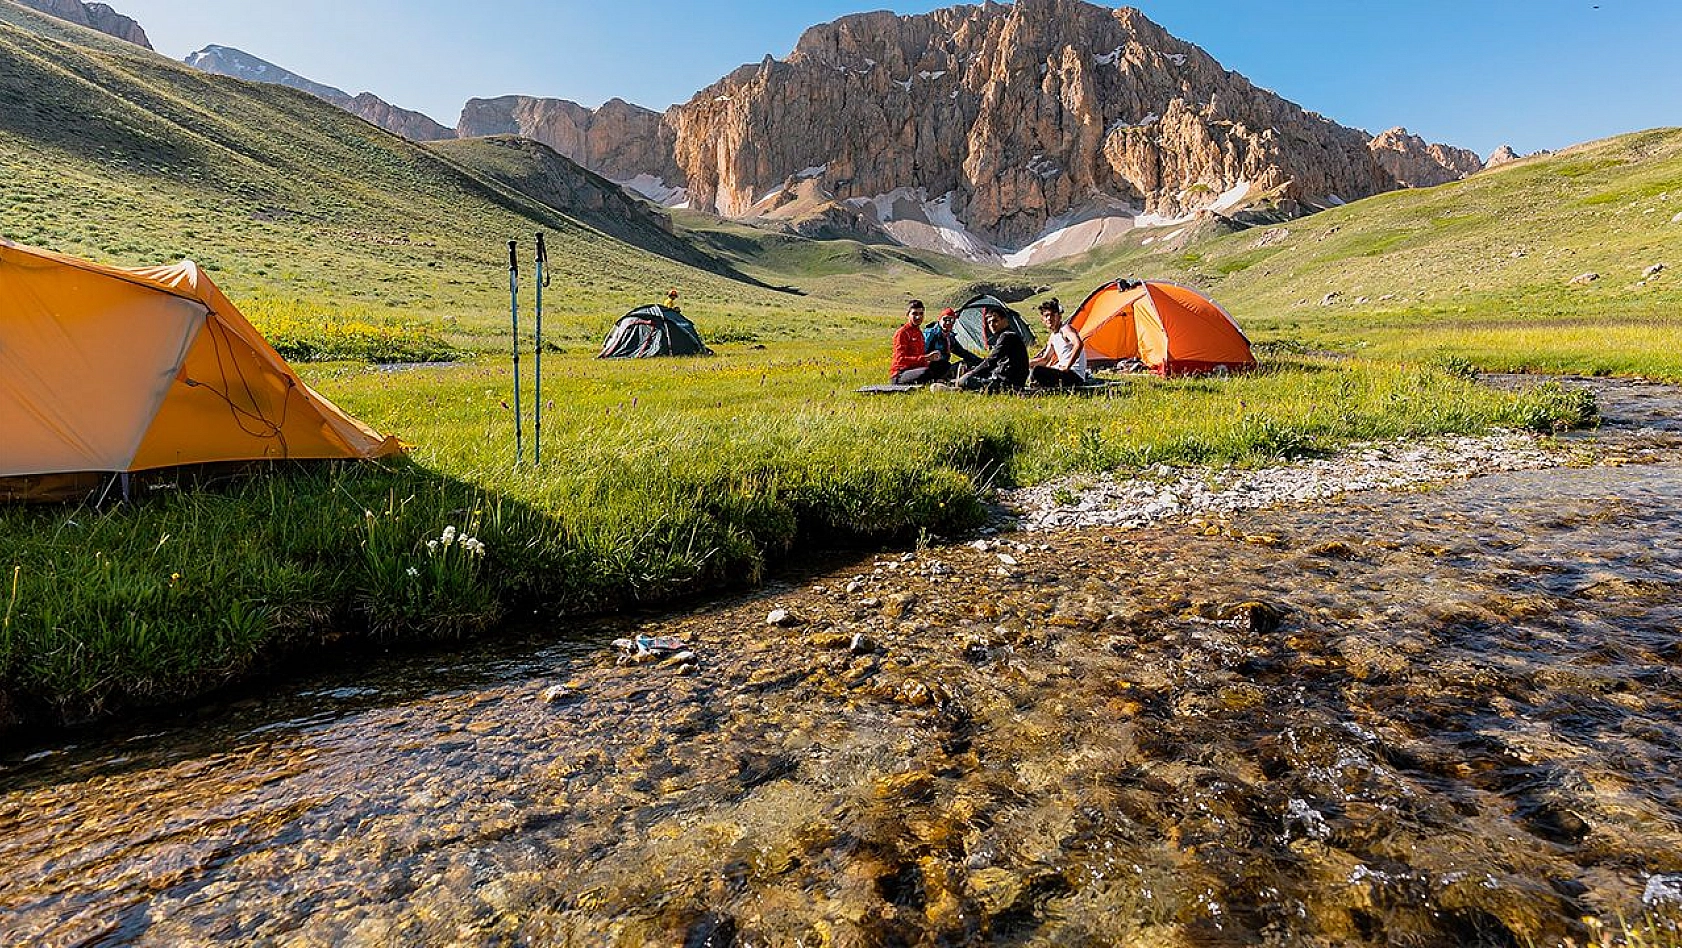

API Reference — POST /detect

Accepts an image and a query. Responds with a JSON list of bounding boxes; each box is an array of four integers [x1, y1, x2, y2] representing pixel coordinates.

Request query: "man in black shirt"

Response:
[[955, 306, 1028, 392]]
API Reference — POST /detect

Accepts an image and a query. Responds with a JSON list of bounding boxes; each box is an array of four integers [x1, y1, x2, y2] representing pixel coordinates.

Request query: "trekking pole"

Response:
[[508, 239, 523, 465], [534, 231, 547, 466]]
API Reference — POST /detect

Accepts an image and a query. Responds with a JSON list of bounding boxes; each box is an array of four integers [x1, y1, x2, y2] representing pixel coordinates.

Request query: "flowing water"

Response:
[[4, 378, 1682, 947]]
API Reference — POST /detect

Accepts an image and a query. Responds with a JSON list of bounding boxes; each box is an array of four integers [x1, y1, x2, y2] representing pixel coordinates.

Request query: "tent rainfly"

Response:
[[1067, 280, 1256, 376], [952, 294, 1037, 356], [0, 238, 402, 501], [597, 305, 712, 358]]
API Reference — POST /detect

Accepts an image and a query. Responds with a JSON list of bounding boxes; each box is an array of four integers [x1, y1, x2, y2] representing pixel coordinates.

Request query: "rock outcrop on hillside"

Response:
[[658, 0, 1397, 249], [1485, 144, 1522, 168], [14, 0, 149, 47], [456, 96, 679, 186], [1368, 127, 1484, 187], [185, 45, 455, 142]]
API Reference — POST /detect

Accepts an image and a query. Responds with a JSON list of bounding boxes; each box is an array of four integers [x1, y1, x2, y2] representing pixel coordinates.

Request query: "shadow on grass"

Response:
[[0, 449, 992, 739]]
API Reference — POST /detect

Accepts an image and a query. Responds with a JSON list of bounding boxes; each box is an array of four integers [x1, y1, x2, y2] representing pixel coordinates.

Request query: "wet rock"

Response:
[[1219, 599, 1286, 633], [809, 630, 853, 649], [1306, 540, 1359, 559], [849, 632, 876, 655], [1644, 874, 1682, 906], [540, 684, 571, 703]]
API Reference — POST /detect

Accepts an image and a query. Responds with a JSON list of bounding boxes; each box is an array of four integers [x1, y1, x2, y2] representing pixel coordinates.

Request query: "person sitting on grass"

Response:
[[1028, 298, 1088, 389], [953, 305, 1028, 393], [889, 299, 936, 384], [923, 307, 982, 383]]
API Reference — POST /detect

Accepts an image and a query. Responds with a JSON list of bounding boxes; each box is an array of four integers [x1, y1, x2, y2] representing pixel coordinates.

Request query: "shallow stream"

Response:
[[3, 378, 1681, 947]]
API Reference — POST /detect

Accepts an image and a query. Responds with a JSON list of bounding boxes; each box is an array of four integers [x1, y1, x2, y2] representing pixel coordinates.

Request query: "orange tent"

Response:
[[1, 238, 402, 501], [1067, 280, 1256, 376]]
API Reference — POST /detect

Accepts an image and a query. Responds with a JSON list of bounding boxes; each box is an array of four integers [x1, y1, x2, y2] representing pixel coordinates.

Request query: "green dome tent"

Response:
[[597, 305, 713, 358], [953, 295, 1037, 356]]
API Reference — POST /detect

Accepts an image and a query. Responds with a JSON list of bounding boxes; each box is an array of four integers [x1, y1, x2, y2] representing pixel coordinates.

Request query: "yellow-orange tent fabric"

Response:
[[1, 238, 401, 498], [1067, 280, 1256, 376]]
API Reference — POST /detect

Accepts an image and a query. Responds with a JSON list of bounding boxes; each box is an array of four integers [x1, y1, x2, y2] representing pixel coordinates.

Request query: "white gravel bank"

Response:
[[999, 431, 1567, 532]]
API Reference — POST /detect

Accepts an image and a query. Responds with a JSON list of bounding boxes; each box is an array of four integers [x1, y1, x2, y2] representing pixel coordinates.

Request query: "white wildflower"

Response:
[[405, 566, 419, 577], [426, 539, 440, 554], [441, 525, 458, 545]]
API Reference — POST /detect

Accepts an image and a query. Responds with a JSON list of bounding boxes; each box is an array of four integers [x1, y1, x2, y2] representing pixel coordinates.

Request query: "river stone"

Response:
[[767, 608, 798, 627], [1644, 874, 1682, 905]]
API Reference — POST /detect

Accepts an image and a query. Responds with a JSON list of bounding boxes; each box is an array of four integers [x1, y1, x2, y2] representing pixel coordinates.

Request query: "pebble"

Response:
[[540, 685, 569, 703], [1643, 874, 1682, 906], [767, 608, 797, 627]]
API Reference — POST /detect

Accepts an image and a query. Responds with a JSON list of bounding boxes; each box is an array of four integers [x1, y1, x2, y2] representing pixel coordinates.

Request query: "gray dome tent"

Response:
[[597, 305, 713, 358], [953, 295, 1037, 356]]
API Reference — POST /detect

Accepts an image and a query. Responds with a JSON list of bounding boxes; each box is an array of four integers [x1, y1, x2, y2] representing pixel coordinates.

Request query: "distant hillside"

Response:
[[1038, 127, 1682, 372], [10, 0, 147, 47], [185, 44, 456, 142], [425, 135, 749, 278], [0, 3, 769, 334]]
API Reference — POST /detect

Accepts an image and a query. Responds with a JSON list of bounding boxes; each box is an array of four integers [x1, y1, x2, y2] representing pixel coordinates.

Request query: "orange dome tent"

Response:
[[1, 238, 402, 501], [1067, 280, 1256, 377]]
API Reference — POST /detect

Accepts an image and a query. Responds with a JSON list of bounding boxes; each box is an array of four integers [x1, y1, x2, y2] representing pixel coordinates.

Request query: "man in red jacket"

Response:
[[889, 300, 934, 384]]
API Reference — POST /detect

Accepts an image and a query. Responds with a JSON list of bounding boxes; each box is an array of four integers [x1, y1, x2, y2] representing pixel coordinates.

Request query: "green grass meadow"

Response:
[[0, 7, 1668, 725]]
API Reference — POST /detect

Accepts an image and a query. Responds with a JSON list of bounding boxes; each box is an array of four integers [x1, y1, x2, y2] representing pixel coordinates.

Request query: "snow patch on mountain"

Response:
[[618, 175, 689, 207]]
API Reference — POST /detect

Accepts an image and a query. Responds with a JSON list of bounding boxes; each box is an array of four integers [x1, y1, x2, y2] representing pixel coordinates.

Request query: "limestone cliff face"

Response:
[[661, 0, 1396, 247], [347, 93, 455, 142], [1485, 144, 1522, 169], [456, 96, 678, 183], [14, 0, 150, 47], [185, 46, 454, 142], [1369, 127, 1484, 187]]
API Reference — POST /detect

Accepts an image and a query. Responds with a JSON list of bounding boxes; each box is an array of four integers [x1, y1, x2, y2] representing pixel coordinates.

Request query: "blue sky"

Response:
[[115, 0, 1681, 156]]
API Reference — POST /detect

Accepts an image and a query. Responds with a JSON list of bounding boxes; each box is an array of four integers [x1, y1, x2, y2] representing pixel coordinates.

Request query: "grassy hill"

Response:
[[0, 1, 809, 350], [1029, 128, 1682, 377]]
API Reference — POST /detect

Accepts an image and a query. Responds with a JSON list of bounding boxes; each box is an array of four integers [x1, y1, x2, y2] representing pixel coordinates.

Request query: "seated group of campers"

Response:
[[889, 299, 1086, 393]]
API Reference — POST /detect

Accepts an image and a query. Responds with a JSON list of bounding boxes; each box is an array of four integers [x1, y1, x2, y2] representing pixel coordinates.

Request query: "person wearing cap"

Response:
[[663, 288, 681, 310], [1028, 298, 1088, 388], [954, 305, 1029, 393], [889, 300, 935, 384], [922, 307, 982, 382]]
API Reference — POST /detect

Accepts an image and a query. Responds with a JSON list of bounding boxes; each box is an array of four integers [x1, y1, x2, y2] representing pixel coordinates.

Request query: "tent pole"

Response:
[[508, 239, 523, 466], [534, 232, 546, 466]]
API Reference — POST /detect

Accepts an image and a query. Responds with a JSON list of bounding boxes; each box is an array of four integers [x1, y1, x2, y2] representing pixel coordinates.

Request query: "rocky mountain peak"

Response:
[[185, 45, 454, 142], [1485, 144, 1523, 168], [1368, 126, 1484, 188], [661, 0, 1395, 260], [455, 95, 678, 187], [13, 0, 150, 48]]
